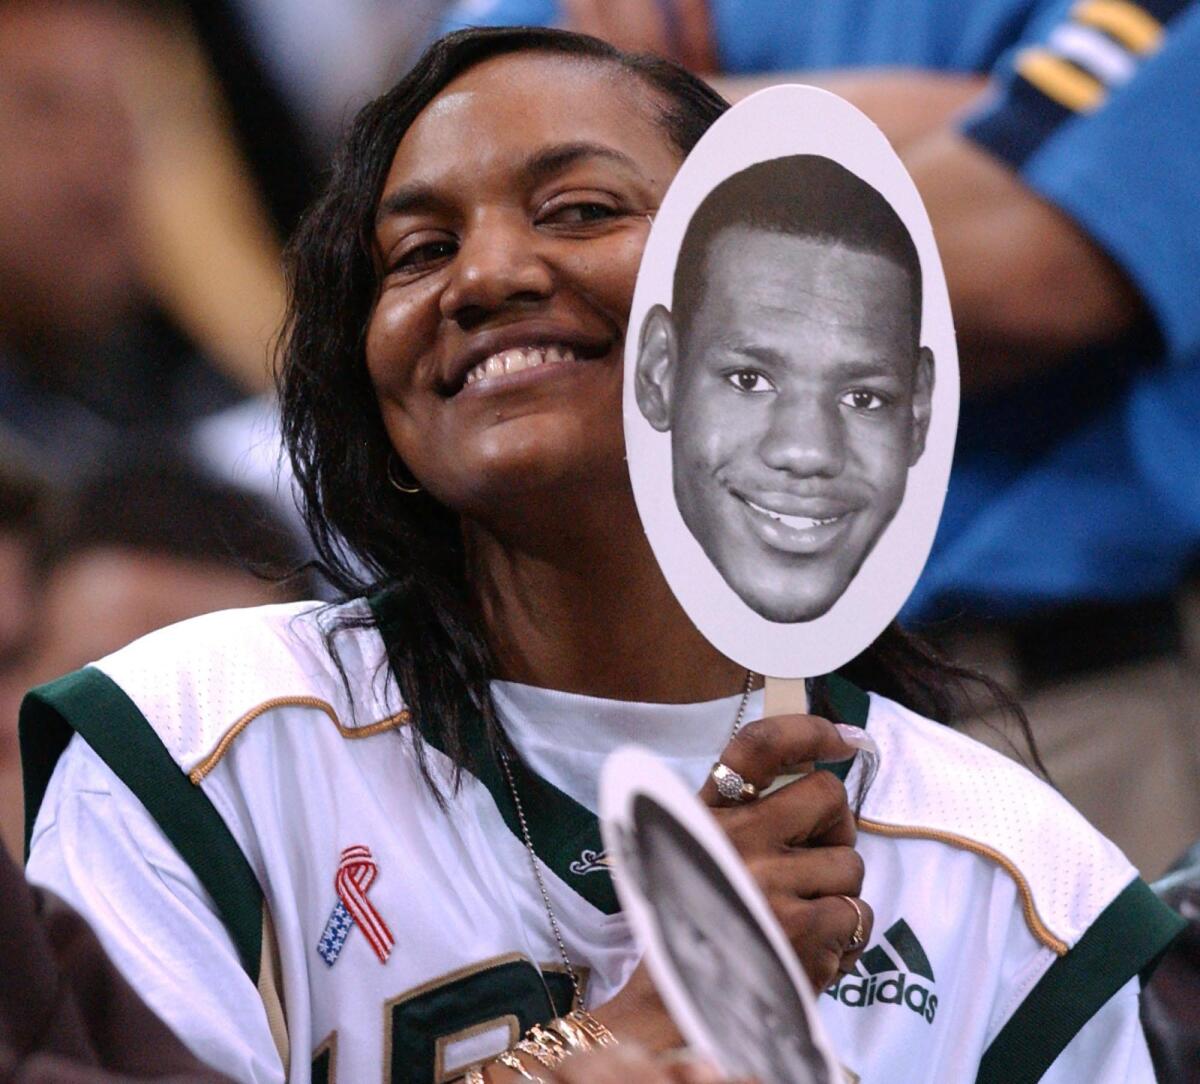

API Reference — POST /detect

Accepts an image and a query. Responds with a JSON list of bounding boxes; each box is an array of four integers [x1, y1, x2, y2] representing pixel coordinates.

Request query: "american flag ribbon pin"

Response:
[[317, 844, 394, 966]]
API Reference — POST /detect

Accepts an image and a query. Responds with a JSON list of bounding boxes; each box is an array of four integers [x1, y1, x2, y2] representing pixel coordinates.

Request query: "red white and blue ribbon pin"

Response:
[[317, 844, 394, 966]]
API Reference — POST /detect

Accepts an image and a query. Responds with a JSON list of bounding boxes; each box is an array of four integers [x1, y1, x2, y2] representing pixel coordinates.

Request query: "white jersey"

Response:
[[22, 601, 1179, 1084]]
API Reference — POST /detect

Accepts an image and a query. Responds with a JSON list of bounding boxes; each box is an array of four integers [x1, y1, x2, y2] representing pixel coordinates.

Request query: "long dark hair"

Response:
[[278, 26, 1041, 793]]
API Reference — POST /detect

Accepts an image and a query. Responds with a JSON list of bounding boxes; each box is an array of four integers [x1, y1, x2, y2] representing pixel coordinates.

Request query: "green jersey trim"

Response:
[[462, 710, 621, 915], [976, 876, 1184, 1084], [826, 673, 870, 729], [817, 674, 870, 783], [20, 667, 264, 981]]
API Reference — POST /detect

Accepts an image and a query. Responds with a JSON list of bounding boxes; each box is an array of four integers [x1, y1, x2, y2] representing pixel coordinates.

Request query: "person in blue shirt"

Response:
[[438, 0, 1200, 879]]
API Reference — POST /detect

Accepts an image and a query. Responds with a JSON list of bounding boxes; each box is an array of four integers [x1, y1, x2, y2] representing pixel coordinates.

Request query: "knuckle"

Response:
[[818, 949, 843, 985], [744, 854, 773, 882], [836, 845, 866, 887], [769, 892, 798, 926], [721, 813, 761, 858], [730, 717, 774, 760], [849, 851, 867, 890], [779, 897, 814, 937], [808, 769, 848, 807]]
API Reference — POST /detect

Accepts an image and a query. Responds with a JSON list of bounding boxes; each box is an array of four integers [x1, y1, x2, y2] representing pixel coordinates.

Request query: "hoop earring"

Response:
[[386, 453, 422, 494]]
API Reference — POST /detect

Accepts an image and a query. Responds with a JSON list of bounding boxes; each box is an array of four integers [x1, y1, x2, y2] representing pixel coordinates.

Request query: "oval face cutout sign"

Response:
[[600, 747, 843, 1084], [624, 85, 959, 678]]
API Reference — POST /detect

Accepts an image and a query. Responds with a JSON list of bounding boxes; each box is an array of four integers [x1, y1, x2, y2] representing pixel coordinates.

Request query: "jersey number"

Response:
[[313, 955, 575, 1084]]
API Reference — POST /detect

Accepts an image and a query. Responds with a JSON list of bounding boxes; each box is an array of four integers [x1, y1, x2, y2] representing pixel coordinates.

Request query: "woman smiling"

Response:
[[22, 27, 1177, 1084]]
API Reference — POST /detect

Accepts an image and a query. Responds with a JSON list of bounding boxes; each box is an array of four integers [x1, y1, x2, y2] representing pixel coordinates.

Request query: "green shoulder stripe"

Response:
[[977, 877, 1185, 1083], [826, 673, 870, 728], [431, 691, 620, 916], [814, 673, 871, 784], [21, 667, 264, 981]]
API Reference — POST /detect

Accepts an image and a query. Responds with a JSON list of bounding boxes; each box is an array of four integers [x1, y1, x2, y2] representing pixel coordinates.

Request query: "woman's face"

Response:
[[365, 53, 684, 520]]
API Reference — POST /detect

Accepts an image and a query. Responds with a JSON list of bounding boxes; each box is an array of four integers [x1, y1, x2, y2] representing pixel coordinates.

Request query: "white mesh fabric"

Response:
[[91, 599, 399, 775], [860, 694, 1136, 950]]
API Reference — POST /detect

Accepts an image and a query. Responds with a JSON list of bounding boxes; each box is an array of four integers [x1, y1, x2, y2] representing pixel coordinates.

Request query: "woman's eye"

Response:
[[726, 370, 773, 393], [389, 238, 457, 275], [840, 388, 888, 411], [539, 201, 620, 227]]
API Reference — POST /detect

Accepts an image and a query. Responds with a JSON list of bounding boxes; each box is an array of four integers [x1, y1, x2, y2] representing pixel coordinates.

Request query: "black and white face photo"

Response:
[[627, 794, 829, 1084], [623, 88, 958, 677], [635, 156, 934, 624]]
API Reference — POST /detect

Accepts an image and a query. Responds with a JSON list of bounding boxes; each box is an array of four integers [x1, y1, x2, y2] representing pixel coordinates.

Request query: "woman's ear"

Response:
[[634, 304, 680, 433]]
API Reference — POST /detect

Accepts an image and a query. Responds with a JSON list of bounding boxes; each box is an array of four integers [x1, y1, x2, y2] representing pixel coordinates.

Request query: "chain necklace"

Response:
[[498, 669, 758, 1008]]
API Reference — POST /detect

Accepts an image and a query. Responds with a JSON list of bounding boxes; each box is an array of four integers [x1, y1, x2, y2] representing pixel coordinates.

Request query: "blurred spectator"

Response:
[[0, 456, 44, 864], [31, 453, 311, 683], [123, 1, 291, 396], [190, 393, 310, 550], [0, 0, 247, 481], [1, 842, 234, 1082], [167, 0, 456, 240], [443, 0, 1200, 877], [0, 452, 312, 859], [1144, 840, 1200, 1082]]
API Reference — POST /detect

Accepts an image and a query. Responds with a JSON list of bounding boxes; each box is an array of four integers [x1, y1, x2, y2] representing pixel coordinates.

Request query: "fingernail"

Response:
[[835, 724, 879, 758]]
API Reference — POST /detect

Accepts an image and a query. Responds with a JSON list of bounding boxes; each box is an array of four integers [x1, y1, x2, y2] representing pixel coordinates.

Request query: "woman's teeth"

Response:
[[463, 345, 577, 387]]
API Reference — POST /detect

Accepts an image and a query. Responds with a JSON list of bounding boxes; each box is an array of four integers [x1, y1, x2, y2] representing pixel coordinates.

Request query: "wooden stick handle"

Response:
[[763, 676, 809, 718], [761, 677, 811, 796]]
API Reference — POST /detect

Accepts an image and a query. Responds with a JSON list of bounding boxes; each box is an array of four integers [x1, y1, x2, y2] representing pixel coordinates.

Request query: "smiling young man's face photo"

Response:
[[635, 155, 934, 624]]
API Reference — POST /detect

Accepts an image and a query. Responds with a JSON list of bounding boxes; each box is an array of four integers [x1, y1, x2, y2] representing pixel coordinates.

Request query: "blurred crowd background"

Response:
[[1, 0, 1197, 941]]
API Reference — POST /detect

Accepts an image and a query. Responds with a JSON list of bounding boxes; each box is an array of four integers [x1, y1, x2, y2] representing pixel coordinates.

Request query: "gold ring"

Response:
[[711, 762, 759, 803], [837, 894, 867, 951]]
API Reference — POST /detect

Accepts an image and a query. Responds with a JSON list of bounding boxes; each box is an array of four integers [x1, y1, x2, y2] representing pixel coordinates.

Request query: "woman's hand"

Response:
[[579, 715, 873, 1058], [700, 714, 874, 991]]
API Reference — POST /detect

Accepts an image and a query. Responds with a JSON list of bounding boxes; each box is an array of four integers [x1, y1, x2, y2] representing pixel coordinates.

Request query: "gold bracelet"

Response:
[[494, 1051, 546, 1082], [513, 1037, 564, 1069], [567, 1008, 617, 1048], [530, 1024, 572, 1061], [545, 1014, 591, 1053], [463, 1069, 486, 1084]]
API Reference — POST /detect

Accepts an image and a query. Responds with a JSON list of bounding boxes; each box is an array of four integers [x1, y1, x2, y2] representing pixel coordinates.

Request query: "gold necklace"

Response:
[[498, 669, 757, 1008]]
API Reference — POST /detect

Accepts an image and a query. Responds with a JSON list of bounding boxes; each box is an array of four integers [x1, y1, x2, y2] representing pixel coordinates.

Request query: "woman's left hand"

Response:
[[699, 712, 874, 989]]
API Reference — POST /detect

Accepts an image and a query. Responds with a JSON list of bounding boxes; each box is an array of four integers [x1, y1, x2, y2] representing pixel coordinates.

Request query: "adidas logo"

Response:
[[824, 918, 938, 1024]]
